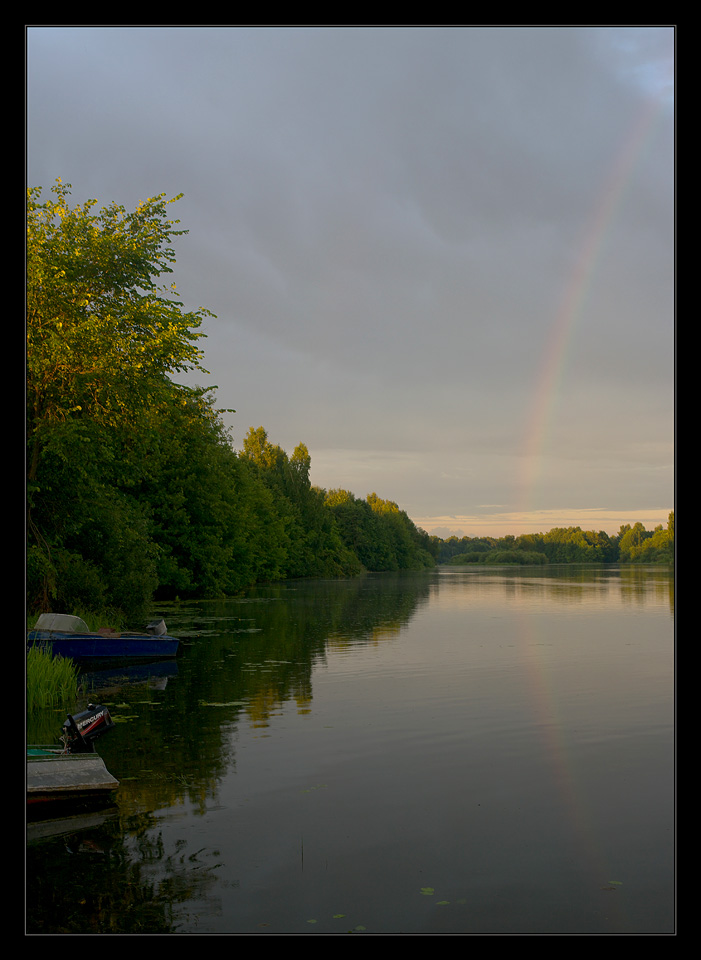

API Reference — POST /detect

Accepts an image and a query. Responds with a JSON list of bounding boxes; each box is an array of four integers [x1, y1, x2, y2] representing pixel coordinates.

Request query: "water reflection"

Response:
[[436, 563, 674, 613], [27, 809, 223, 933], [27, 565, 674, 934]]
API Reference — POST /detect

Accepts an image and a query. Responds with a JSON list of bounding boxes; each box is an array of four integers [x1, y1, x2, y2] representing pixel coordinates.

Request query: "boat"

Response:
[[27, 703, 119, 815], [27, 613, 179, 660], [27, 752, 119, 811]]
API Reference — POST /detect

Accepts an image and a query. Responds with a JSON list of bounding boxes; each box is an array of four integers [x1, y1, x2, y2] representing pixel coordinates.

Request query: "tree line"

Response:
[[26, 182, 673, 623], [432, 514, 674, 566]]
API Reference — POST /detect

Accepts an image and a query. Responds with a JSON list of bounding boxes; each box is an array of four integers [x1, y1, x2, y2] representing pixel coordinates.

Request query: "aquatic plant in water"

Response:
[[26, 644, 80, 710]]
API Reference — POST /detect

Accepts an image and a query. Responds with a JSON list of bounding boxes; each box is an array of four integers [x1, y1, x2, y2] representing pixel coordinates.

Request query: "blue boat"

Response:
[[27, 613, 179, 660]]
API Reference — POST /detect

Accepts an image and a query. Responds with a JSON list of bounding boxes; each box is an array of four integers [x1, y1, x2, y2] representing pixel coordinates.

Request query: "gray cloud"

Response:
[[27, 26, 674, 533]]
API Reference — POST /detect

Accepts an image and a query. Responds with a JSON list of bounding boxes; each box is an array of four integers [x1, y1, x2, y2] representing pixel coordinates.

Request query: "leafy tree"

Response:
[[27, 181, 214, 614], [617, 513, 674, 564], [239, 428, 360, 579], [361, 493, 434, 570], [434, 519, 670, 566], [435, 535, 497, 563], [27, 180, 211, 480], [241, 426, 287, 474], [617, 522, 650, 562], [131, 395, 284, 598], [327, 490, 396, 571]]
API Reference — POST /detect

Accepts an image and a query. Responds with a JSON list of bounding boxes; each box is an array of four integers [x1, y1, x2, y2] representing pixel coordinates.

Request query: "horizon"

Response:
[[411, 507, 672, 540]]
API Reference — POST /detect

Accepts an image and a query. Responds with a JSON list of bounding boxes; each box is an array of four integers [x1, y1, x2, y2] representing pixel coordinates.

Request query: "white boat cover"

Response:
[[34, 613, 91, 634]]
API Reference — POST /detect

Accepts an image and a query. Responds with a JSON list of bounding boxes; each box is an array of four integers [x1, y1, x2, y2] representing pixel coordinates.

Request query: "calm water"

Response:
[[26, 565, 675, 934]]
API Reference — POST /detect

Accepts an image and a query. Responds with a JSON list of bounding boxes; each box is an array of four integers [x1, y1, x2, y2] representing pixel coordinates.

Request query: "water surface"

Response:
[[26, 565, 674, 934]]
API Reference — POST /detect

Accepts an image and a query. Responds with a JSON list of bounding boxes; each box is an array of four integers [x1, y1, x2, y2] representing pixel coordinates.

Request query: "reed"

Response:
[[26, 644, 81, 711]]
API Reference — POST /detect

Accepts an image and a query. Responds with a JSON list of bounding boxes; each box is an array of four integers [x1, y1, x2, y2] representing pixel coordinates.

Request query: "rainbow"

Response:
[[515, 92, 670, 526], [512, 85, 671, 903]]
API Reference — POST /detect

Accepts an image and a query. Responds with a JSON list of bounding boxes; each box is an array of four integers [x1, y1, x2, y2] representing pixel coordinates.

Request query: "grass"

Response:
[[26, 644, 81, 711]]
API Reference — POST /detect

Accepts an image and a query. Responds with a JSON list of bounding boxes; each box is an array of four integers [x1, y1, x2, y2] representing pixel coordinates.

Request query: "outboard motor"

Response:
[[62, 703, 115, 754]]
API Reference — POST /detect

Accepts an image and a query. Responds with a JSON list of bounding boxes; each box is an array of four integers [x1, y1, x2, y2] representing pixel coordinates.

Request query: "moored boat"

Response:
[[27, 703, 119, 815], [27, 752, 119, 810], [27, 613, 179, 660]]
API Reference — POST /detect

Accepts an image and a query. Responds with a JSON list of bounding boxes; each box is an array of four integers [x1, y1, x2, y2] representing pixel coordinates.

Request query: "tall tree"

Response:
[[27, 180, 211, 483], [26, 181, 214, 614]]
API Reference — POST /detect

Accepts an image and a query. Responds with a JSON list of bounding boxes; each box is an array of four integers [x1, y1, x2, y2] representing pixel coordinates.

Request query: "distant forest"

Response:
[[432, 514, 674, 567], [26, 182, 674, 623]]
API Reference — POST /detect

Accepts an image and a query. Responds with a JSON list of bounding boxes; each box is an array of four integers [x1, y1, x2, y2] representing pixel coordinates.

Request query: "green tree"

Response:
[[138, 400, 291, 597], [618, 522, 650, 562], [27, 181, 211, 478], [27, 181, 214, 614], [619, 514, 674, 564], [240, 429, 360, 579], [326, 489, 395, 571]]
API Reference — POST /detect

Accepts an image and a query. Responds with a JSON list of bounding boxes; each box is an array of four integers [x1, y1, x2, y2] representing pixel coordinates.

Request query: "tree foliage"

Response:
[[616, 512, 674, 563], [27, 181, 211, 480], [326, 489, 435, 571], [26, 182, 215, 616], [433, 515, 674, 566], [239, 428, 361, 579]]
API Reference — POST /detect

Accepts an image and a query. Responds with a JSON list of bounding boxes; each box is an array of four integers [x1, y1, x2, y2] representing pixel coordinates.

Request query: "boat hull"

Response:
[[27, 752, 119, 813], [27, 631, 179, 659]]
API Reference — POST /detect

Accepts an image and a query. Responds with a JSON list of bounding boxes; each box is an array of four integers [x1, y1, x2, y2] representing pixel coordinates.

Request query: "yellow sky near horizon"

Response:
[[412, 507, 673, 539]]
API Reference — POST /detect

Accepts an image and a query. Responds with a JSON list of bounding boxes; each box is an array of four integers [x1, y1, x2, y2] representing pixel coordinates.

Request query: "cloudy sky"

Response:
[[26, 26, 674, 537]]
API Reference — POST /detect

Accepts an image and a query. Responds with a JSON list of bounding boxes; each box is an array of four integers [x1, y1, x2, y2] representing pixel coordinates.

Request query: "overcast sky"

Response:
[[26, 26, 674, 537]]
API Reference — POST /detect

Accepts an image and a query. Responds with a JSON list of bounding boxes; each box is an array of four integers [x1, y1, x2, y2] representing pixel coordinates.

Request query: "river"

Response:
[[26, 565, 675, 934]]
